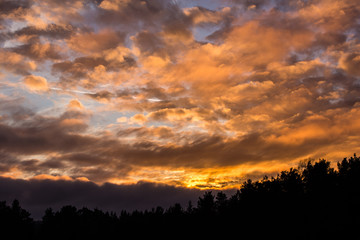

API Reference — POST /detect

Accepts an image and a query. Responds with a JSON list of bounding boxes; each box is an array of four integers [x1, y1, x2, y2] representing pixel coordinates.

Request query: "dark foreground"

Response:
[[1, 155, 360, 239]]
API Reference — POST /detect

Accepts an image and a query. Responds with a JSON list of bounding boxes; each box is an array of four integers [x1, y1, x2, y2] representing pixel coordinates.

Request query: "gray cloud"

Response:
[[0, 151, 19, 172], [14, 24, 76, 39], [52, 57, 110, 79], [52, 56, 136, 88], [86, 90, 114, 101], [0, 98, 356, 178], [95, 0, 176, 28], [0, 109, 92, 155], [0, 177, 204, 219], [0, 0, 33, 15], [133, 31, 166, 56], [9, 42, 63, 61]]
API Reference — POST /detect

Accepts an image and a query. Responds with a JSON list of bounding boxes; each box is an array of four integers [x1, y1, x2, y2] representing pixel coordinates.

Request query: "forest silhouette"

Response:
[[1, 155, 360, 239]]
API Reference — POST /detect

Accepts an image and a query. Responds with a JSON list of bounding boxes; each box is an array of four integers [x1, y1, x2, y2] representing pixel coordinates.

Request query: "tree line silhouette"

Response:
[[1, 155, 360, 239]]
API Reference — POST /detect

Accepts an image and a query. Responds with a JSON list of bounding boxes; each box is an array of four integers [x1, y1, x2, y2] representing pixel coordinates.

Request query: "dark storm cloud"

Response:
[[117, 126, 175, 139], [133, 31, 166, 56], [0, 151, 19, 172], [0, 110, 92, 155], [0, 0, 33, 31], [85, 83, 189, 109], [257, 9, 309, 32], [134, 83, 177, 101], [95, 0, 174, 27], [37, 159, 65, 169], [0, 177, 203, 219], [0, 97, 35, 121], [9, 42, 63, 60], [55, 152, 112, 166], [141, 82, 170, 100], [93, 0, 220, 40], [0, 97, 359, 185], [232, 0, 268, 9], [0, 50, 36, 75], [0, 0, 32, 15], [0, 108, 320, 173], [86, 90, 114, 101], [116, 88, 139, 99], [52, 57, 110, 79], [205, 18, 233, 43], [67, 29, 126, 53], [17, 159, 40, 172], [0, 122, 89, 153], [0, 31, 11, 45], [162, 4, 193, 39], [14, 24, 75, 39], [52, 56, 136, 85], [109, 133, 331, 168], [231, 0, 311, 11], [312, 32, 347, 49], [340, 53, 360, 76]]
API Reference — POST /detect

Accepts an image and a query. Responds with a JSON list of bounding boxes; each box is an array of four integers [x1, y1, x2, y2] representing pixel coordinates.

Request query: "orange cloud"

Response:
[[130, 114, 147, 125], [68, 99, 84, 109], [23, 75, 49, 91], [0, 51, 37, 75], [31, 174, 73, 181], [339, 52, 360, 76], [117, 116, 128, 123], [67, 29, 125, 54], [60, 118, 85, 127], [99, 0, 132, 11]]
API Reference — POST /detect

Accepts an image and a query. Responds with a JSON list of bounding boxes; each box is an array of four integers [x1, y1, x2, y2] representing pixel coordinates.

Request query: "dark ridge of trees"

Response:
[[0, 199, 33, 238], [1, 155, 360, 239]]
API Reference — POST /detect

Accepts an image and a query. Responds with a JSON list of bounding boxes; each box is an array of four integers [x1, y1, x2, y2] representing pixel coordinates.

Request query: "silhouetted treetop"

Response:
[[2, 154, 360, 239]]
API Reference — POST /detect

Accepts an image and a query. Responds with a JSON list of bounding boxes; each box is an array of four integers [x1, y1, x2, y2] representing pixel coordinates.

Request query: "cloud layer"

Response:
[[0, 0, 360, 189], [0, 177, 204, 219]]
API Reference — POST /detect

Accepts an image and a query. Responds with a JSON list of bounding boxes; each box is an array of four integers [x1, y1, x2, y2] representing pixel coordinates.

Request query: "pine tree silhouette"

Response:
[[2, 154, 360, 239]]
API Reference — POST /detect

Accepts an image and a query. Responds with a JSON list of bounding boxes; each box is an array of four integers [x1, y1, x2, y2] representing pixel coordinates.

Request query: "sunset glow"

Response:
[[1, 0, 360, 190]]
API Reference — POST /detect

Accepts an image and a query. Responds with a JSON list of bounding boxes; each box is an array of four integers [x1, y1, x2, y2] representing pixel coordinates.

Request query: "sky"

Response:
[[0, 0, 360, 205]]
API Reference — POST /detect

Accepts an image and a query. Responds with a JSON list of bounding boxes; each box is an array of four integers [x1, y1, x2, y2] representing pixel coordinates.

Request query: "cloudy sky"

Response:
[[0, 0, 360, 196]]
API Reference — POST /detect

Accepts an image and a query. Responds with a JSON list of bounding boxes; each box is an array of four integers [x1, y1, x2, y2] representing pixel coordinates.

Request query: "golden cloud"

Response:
[[68, 99, 84, 109], [23, 75, 49, 91], [67, 30, 125, 54]]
